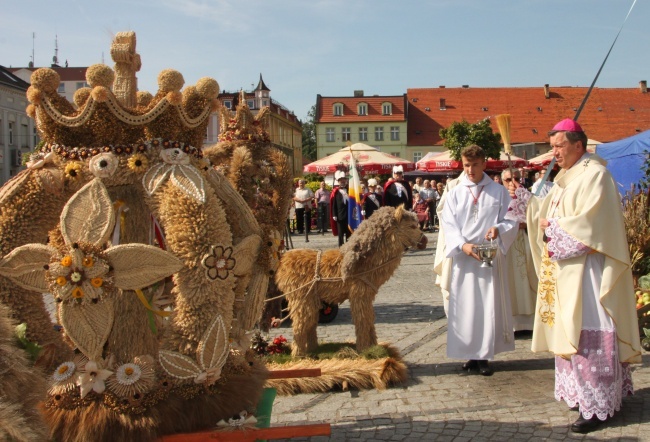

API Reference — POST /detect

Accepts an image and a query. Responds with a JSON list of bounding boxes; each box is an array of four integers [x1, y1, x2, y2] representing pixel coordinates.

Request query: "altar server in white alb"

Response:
[[441, 144, 518, 376], [506, 119, 642, 434]]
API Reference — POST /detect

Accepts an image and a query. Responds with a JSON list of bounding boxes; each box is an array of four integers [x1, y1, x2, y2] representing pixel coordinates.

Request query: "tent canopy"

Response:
[[596, 130, 650, 193], [416, 150, 527, 173], [304, 143, 415, 175]]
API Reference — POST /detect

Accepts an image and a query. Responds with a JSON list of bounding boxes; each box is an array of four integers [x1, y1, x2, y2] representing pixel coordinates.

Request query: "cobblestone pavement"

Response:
[[268, 229, 650, 441]]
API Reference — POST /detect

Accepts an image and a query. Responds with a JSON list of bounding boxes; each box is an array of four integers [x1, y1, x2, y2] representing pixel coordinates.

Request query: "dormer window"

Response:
[[247, 100, 255, 109], [357, 102, 368, 116], [382, 102, 392, 115], [223, 100, 232, 109], [333, 103, 344, 116]]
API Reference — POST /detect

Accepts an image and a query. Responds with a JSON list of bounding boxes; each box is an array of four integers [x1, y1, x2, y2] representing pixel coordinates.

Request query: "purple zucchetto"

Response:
[[551, 118, 584, 132]]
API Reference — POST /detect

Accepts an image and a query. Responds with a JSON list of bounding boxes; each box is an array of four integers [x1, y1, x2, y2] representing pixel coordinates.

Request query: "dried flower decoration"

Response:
[[49, 354, 88, 395], [47, 248, 109, 302], [0, 179, 183, 362], [77, 360, 113, 398], [106, 355, 156, 398], [127, 153, 149, 174], [202, 245, 236, 280], [64, 161, 84, 181], [89, 153, 118, 179], [26, 151, 55, 170], [216, 410, 257, 429]]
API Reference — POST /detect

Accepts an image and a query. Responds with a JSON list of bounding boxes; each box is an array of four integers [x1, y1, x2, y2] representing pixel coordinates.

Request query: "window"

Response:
[[33, 127, 38, 145], [247, 100, 255, 108], [391, 152, 400, 158], [390, 126, 400, 141], [333, 103, 343, 116], [75, 82, 89, 90], [58, 83, 65, 93], [357, 103, 367, 116], [413, 152, 422, 162], [223, 100, 232, 109], [382, 103, 392, 115], [374, 126, 384, 141], [359, 127, 368, 142], [262, 100, 268, 107], [8, 122, 13, 145], [326, 127, 335, 142], [21, 124, 28, 148], [342, 127, 351, 142]]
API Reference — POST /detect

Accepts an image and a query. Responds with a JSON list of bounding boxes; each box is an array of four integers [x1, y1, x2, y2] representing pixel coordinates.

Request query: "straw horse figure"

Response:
[[275, 206, 427, 356]]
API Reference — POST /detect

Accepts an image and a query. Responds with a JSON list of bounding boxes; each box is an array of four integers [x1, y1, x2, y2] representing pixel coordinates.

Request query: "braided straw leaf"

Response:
[[169, 165, 206, 203], [60, 178, 115, 246], [104, 243, 182, 290], [60, 298, 114, 361], [0, 169, 31, 203], [158, 350, 202, 380], [0, 243, 56, 292], [197, 314, 228, 375]]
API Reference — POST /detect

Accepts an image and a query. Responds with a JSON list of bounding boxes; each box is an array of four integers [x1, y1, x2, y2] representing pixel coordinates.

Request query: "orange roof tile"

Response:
[[406, 85, 650, 146], [316, 94, 407, 123]]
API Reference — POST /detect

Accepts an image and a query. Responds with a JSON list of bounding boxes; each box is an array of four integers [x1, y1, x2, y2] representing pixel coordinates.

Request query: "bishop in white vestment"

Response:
[[506, 119, 642, 434]]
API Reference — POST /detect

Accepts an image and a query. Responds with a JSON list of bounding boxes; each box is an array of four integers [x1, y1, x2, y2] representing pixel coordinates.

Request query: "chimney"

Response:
[[354, 90, 364, 97], [439, 98, 446, 110], [543, 84, 550, 99], [640, 80, 647, 94]]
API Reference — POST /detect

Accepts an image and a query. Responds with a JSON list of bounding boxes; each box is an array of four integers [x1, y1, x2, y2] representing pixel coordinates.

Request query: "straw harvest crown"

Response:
[[26, 31, 220, 159]]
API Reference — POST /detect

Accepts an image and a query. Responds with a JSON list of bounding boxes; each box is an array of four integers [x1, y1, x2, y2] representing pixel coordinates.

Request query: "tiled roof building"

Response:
[[315, 93, 410, 160], [407, 82, 650, 156]]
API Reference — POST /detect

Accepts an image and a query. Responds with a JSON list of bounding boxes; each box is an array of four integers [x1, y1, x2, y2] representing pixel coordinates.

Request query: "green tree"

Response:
[[301, 105, 317, 161], [439, 118, 502, 161]]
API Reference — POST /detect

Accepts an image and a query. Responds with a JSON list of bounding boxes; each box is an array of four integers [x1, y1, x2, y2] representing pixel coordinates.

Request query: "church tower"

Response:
[[254, 73, 270, 109]]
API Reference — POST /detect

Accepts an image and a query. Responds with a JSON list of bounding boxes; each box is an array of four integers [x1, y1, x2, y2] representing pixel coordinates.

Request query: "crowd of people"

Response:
[[291, 166, 454, 242], [288, 118, 642, 435]]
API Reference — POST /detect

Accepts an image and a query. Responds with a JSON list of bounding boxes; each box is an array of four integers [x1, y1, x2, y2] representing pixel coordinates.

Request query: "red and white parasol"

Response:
[[304, 143, 415, 175], [416, 150, 528, 172]]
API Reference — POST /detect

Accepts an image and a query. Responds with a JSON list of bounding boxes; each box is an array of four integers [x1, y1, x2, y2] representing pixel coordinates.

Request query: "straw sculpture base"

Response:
[[265, 343, 407, 395]]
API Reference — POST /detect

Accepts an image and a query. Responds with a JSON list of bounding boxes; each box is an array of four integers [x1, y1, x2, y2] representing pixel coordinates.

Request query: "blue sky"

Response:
[[2, 0, 648, 121]]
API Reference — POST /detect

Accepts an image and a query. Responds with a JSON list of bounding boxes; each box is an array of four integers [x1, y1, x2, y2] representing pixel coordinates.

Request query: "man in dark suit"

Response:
[[330, 171, 350, 247]]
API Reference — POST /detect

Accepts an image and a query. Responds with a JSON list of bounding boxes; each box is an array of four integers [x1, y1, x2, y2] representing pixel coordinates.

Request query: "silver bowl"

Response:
[[474, 243, 498, 267]]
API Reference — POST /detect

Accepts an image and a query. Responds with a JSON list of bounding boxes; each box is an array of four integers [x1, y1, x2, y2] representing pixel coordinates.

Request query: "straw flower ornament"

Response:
[[106, 355, 157, 398], [77, 359, 113, 398], [0, 178, 182, 362]]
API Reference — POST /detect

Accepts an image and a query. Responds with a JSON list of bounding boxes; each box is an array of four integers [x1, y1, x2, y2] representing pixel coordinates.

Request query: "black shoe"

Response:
[[571, 414, 605, 434], [477, 360, 493, 376], [461, 360, 478, 370]]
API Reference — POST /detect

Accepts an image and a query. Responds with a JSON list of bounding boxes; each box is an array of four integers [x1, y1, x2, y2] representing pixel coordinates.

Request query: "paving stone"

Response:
[[268, 232, 650, 441]]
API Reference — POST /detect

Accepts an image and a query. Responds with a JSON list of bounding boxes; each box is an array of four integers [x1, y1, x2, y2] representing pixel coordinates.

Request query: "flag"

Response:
[[347, 150, 363, 232]]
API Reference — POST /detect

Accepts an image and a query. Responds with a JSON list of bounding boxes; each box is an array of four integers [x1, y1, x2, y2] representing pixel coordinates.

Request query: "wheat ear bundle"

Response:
[[495, 114, 512, 154], [495, 113, 514, 175]]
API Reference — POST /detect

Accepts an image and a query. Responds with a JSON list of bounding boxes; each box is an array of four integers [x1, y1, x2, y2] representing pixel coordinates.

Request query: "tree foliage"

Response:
[[301, 105, 317, 162], [439, 118, 502, 161]]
